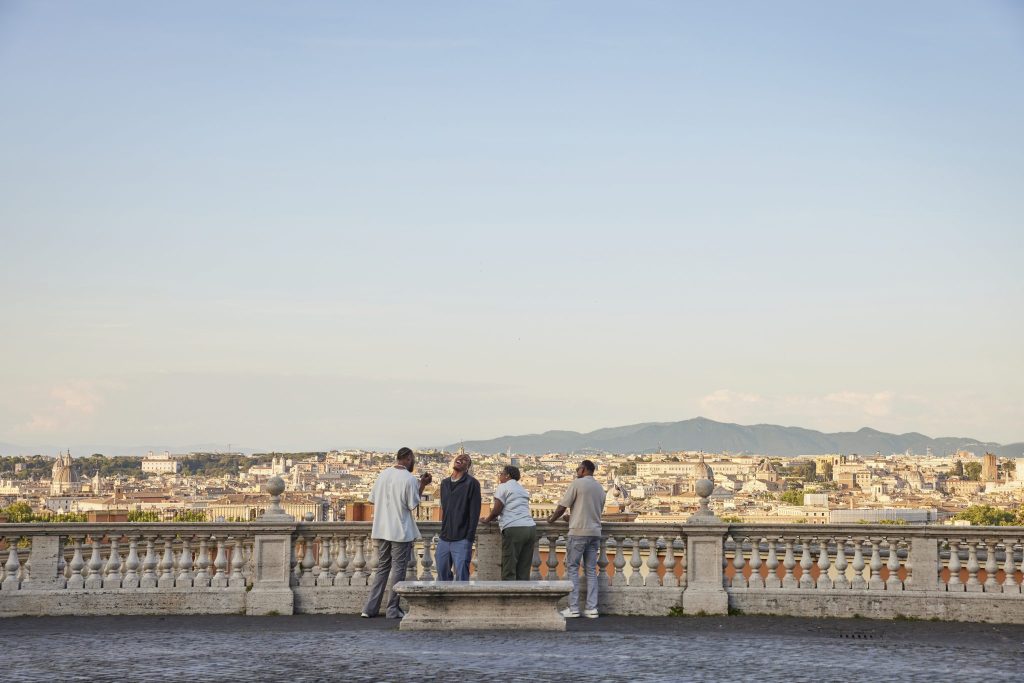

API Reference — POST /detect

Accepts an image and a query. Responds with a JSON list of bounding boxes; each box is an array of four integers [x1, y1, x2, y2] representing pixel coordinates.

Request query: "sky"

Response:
[[1, 1, 1022, 453]]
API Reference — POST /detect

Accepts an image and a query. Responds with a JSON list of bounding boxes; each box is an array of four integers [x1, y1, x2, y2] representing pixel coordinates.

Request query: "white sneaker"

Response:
[[560, 607, 581, 618], [583, 608, 599, 619]]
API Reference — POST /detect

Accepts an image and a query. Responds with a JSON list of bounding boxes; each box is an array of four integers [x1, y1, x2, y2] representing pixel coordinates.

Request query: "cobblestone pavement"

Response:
[[2, 614, 1022, 682]]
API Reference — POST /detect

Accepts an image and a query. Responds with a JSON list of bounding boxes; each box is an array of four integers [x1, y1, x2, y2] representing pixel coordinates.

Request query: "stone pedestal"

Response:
[[682, 527, 728, 615], [246, 532, 295, 615], [22, 536, 63, 590], [906, 536, 938, 591], [475, 525, 502, 581]]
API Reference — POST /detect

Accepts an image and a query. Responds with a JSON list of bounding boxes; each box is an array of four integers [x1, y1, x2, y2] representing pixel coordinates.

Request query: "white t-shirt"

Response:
[[493, 479, 536, 531], [368, 466, 421, 542]]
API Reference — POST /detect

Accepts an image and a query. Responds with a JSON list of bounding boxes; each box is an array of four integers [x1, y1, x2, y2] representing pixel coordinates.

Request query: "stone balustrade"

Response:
[[2, 521, 1023, 622]]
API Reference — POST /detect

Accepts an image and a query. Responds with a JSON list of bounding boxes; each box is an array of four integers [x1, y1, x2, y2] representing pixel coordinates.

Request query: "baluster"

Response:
[[193, 537, 211, 587], [798, 537, 814, 588], [628, 537, 643, 586], [342, 536, 356, 581], [663, 536, 678, 588], [122, 537, 141, 589], [984, 539, 998, 592], [350, 536, 368, 585], [597, 536, 610, 589], [85, 537, 104, 589], [335, 535, 350, 585], [299, 535, 316, 587], [176, 537, 194, 588], [416, 534, 431, 582], [747, 537, 763, 589], [947, 540, 962, 591], [530, 534, 542, 580], [102, 536, 121, 589], [158, 537, 175, 588], [781, 537, 797, 589], [833, 538, 849, 589], [816, 538, 832, 590], [327, 537, 341, 584], [679, 536, 687, 588], [57, 547, 67, 588], [1002, 539, 1019, 594], [140, 536, 158, 588], [730, 536, 746, 588], [228, 537, 246, 588], [546, 535, 560, 579], [868, 539, 884, 590], [885, 538, 902, 590], [67, 537, 85, 589], [211, 537, 228, 588], [612, 536, 626, 586], [317, 536, 332, 586], [851, 538, 867, 589], [644, 536, 660, 587], [2, 543, 20, 590], [290, 537, 301, 586], [764, 538, 780, 589], [966, 540, 982, 592]]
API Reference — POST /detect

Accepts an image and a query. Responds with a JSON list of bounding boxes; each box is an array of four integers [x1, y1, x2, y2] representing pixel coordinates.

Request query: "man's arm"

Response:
[[546, 505, 567, 524], [467, 478, 482, 539]]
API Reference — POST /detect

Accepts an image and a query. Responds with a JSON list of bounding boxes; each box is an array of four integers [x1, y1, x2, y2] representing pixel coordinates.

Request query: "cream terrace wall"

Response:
[[1, 521, 1022, 623]]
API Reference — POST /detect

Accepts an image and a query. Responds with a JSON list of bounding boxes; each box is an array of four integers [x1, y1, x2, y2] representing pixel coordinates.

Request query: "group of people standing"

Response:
[[361, 447, 606, 621]]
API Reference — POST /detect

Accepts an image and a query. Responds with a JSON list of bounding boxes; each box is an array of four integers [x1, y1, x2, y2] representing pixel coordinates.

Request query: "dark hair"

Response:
[[580, 459, 596, 474], [396, 447, 414, 462], [502, 465, 521, 481]]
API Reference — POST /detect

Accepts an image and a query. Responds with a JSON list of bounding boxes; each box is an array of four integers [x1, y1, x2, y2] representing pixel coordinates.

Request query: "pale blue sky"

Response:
[[1, 1, 1022, 452]]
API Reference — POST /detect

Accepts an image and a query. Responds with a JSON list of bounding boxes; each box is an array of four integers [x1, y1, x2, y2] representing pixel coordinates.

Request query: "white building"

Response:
[[141, 451, 181, 474]]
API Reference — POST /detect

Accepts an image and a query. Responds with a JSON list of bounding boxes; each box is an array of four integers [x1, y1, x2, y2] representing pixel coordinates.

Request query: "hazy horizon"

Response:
[[2, 2, 1022, 451]]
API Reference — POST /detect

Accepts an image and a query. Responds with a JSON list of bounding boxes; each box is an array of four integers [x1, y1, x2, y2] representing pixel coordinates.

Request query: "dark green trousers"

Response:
[[501, 525, 537, 580]]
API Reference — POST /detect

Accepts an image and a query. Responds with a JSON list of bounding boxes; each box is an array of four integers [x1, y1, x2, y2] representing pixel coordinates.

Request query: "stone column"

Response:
[[681, 478, 727, 614], [24, 536, 63, 590], [248, 477, 298, 615], [682, 526, 728, 614], [905, 535, 938, 591], [246, 528, 296, 615], [475, 525, 502, 581]]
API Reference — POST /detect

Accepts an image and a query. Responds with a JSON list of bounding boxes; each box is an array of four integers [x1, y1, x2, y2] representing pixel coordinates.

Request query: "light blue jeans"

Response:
[[435, 538, 473, 581], [565, 535, 600, 611]]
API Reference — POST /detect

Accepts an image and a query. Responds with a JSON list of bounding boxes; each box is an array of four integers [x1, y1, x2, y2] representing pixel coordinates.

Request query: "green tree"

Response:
[[953, 505, 1014, 526], [127, 510, 161, 522], [779, 489, 805, 506], [963, 462, 982, 481], [614, 461, 637, 476], [1, 501, 36, 522], [172, 509, 208, 522], [952, 460, 964, 477]]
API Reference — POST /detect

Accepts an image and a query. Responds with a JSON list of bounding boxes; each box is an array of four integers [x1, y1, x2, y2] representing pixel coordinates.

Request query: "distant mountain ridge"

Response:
[[448, 417, 1024, 457]]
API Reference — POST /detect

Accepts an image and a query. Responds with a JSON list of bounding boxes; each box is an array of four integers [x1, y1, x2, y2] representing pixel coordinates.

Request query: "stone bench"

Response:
[[393, 580, 573, 631]]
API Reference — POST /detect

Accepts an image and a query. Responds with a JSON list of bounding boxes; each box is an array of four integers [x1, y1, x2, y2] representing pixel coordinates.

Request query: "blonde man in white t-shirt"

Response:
[[481, 465, 537, 580], [361, 447, 432, 619]]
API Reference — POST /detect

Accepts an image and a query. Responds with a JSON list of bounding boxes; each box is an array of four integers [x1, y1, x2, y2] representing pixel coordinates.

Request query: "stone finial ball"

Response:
[[266, 476, 286, 496], [695, 478, 714, 499], [303, 512, 314, 522]]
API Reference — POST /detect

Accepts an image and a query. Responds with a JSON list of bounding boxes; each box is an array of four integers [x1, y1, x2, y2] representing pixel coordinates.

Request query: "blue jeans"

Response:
[[435, 538, 473, 581], [565, 535, 600, 611]]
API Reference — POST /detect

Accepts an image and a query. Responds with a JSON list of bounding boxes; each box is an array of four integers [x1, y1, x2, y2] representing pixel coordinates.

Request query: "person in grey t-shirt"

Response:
[[547, 459, 607, 618]]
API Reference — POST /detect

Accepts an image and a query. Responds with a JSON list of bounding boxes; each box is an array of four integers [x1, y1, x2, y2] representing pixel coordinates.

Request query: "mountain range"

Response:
[[447, 417, 1024, 457]]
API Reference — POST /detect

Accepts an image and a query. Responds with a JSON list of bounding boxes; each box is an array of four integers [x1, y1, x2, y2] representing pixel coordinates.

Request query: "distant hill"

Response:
[[449, 417, 1024, 457]]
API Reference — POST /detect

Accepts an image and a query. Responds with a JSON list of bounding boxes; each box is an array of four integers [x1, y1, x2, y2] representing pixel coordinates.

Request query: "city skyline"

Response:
[[2, 2, 1022, 449]]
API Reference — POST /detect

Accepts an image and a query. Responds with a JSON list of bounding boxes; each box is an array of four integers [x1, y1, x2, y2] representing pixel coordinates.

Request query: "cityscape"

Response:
[[2, 437, 1021, 527]]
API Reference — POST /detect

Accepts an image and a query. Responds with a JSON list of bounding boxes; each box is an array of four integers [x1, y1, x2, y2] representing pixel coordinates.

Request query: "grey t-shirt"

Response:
[[558, 475, 607, 537]]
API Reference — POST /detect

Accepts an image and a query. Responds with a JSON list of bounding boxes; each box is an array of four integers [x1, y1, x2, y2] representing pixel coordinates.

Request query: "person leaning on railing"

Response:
[[480, 465, 537, 580]]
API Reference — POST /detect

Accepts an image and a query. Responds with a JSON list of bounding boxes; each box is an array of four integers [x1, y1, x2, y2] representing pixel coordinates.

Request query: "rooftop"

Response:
[[3, 614, 1021, 682]]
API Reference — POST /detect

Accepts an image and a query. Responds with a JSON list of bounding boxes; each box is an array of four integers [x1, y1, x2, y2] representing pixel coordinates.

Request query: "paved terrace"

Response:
[[3, 614, 1022, 682]]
